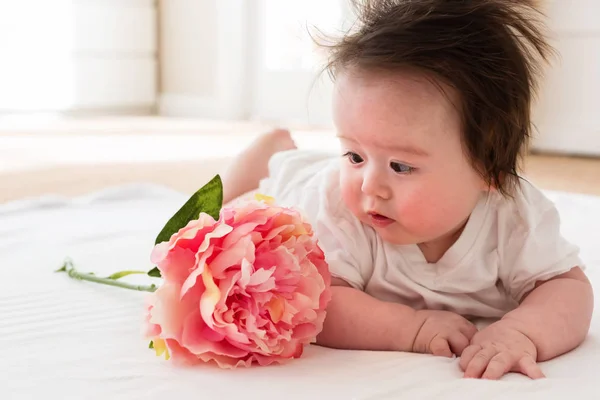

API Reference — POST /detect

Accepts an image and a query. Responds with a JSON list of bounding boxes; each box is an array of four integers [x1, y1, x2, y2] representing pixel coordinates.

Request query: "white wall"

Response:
[[158, 0, 247, 119], [158, 0, 218, 98], [156, 0, 600, 156], [0, 0, 157, 113], [531, 0, 600, 156]]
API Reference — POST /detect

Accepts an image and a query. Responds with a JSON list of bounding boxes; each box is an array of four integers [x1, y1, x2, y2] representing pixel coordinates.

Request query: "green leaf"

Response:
[[148, 175, 223, 278], [55, 258, 73, 273], [154, 175, 223, 246], [149, 341, 154, 349], [106, 270, 147, 280]]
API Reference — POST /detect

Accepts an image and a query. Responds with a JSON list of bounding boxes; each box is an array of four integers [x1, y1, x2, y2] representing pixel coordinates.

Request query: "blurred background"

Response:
[[0, 0, 598, 203]]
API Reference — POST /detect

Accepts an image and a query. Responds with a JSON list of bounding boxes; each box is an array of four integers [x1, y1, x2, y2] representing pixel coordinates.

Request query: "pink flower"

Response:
[[144, 196, 332, 368]]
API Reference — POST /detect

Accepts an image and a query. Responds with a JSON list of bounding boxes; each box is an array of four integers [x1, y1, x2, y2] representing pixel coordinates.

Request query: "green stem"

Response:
[[56, 259, 158, 292], [106, 270, 149, 280]]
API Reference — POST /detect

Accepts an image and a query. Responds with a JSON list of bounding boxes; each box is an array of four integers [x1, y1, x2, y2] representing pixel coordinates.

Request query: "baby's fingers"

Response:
[[448, 332, 470, 356], [458, 321, 478, 341], [516, 356, 545, 380], [463, 346, 498, 378], [430, 336, 453, 358], [459, 344, 480, 371], [481, 353, 513, 380]]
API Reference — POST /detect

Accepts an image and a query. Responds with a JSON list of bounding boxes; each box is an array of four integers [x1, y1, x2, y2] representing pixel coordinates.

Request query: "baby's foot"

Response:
[[222, 128, 297, 204], [256, 128, 297, 155], [238, 128, 297, 176]]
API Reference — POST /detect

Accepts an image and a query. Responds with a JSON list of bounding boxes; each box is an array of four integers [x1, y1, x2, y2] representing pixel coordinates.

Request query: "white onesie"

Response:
[[258, 149, 584, 318]]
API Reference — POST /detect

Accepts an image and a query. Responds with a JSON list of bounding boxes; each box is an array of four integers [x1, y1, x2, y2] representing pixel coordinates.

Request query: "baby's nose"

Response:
[[361, 175, 392, 200]]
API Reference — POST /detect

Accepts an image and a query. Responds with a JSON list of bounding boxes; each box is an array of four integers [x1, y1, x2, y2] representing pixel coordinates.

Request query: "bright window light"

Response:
[[0, 0, 74, 112]]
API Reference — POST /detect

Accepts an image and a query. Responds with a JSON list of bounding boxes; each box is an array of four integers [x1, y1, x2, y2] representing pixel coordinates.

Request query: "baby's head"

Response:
[[321, 0, 552, 252]]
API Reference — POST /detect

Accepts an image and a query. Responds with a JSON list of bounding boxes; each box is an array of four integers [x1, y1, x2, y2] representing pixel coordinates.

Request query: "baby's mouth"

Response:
[[367, 211, 394, 226]]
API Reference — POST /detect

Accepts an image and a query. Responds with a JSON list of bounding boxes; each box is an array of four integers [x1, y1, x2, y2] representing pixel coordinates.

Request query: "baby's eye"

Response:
[[344, 152, 364, 164], [390, 161, 414, 174]]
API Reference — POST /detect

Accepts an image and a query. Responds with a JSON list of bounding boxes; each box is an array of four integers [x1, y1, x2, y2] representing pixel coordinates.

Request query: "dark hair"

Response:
[[318, 0, 553, 196]]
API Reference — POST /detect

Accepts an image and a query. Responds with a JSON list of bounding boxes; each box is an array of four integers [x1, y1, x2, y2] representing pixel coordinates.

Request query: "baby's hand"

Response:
[[412, 310, 478, 357], [459, 320, 544, 380]]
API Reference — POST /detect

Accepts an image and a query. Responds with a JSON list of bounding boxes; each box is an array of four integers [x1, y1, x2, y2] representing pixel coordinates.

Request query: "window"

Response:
[[262, 0, 344, 71]]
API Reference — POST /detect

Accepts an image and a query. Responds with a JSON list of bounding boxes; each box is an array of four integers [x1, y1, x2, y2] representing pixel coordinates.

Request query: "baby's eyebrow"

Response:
[[387, 144, 430, 157], [337, 135, 430, 157]]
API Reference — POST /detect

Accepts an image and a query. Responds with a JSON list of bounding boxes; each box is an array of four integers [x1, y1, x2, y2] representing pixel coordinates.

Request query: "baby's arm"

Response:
[[317, 278, 478, 356], [317, 278, 418, 351], [460, 185, 595, 379], [460, 267, 593, 379], [502, 267, 593, 360]]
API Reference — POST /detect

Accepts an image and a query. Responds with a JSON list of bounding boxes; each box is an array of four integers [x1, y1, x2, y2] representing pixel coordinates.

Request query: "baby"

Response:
[[223, 0, 593, 380]]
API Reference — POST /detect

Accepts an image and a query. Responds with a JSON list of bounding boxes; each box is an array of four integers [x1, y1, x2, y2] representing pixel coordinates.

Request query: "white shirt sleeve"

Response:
[[258, 149, 374, 290], [312, 195, 375, 291], [498, 180, 584, 302]]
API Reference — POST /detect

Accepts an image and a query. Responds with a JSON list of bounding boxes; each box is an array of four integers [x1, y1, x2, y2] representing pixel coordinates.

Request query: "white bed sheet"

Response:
[[2, 183, 600, 400]]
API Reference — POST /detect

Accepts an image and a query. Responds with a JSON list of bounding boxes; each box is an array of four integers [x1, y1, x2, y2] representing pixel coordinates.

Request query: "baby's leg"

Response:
[[222, 128, 296, 204]]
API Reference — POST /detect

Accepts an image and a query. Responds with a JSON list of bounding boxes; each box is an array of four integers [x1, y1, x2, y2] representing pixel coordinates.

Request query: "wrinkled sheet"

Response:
[[2, 184, 600, 400]]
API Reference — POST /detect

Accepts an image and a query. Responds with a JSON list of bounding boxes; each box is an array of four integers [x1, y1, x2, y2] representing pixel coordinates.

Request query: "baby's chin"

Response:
[[367, 223, 427, 246], [353, 211, 447, 246]]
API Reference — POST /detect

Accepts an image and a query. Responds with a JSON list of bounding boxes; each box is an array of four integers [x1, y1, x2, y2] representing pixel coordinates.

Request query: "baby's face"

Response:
[[332, 69, 488, 254]]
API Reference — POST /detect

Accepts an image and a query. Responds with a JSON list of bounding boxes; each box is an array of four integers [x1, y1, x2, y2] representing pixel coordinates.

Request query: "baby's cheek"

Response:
[[412, 195, 473, 240], [395, 193, 449, 233], [339, 171, 361, 211], [395, 199, 427, 227]]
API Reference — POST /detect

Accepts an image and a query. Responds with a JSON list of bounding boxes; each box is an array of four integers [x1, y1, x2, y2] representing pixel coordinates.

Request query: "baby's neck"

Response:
[[417, 219, 469, 263], [417, 242, 449, 263]]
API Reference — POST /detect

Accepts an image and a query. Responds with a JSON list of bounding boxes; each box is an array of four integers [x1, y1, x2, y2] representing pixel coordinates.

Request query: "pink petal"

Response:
[[262, 224, 291, 241], [289, 292, 314, 316], [252, 352, 297, 366], [217, 270, 241, 301], [197, 270, 251, 345], [243, 292, 269, 311], [142, 301, 162, 338], [248, 267, 275, 287], [197, 223, 233, 253], [150, 241, 171, 265], [199, 268, 221, 329], [242, 313, 267, 342], [292, 308, 318, 325], [295, 274, 323, 309], [233, 204, 273, 223], [266, 296, 285, 323], [253, 245, 292, 273], [181, 312, 249, 358], [198, 352, 254, 369], [279, 302, 298, 325], [209, 234, 255, 277], [155, 246, 196, 285], [148, 283, 190, 341], [180, 245, 214, 298], [221, 221, 261, 249], [151, 213, 217, 262], [183, 310, 225, 343], [249, 278, 276, 294], [291, 322, 319, 342], [172, 215, 216, 247], [164, 338, 201, 365], [214, 317, 251, 345], [278, 341, 305, 359], [237, 258, 253, 287]]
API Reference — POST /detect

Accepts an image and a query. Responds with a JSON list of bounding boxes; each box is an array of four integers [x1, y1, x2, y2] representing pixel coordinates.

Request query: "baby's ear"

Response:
[[481, 180, 497, 192], [482, 172, 506, 192]]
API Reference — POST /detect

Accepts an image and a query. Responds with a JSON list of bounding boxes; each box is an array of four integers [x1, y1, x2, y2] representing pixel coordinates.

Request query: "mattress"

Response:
[[2, 183, 600, 400]]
